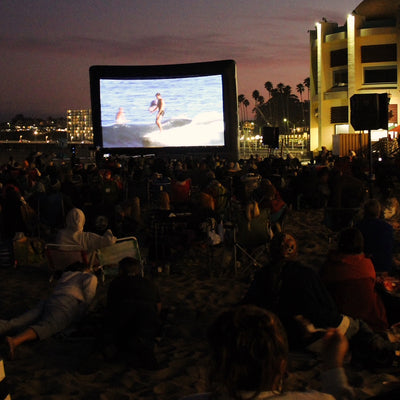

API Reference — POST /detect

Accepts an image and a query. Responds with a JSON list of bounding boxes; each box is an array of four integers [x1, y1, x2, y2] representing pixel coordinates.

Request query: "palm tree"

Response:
[[252, 90, 269, 126], [274, 83, 286, 132], [277, 83, 285, 94], [296, 83, 304, 102], [249, 82, 307, 138], [283, 85, 293, 134], [238, 94, 245, 129], [252, 90, 260, 104], [243, 98, 250, 121], [277, 83, 286, 121], [296, 83, 306, 129], [303, 77, 310, 101], [252, 89, 260, 119], [269, 88, 279, 126], [264, 81, 273, 124], [264, 81, 273, 99]]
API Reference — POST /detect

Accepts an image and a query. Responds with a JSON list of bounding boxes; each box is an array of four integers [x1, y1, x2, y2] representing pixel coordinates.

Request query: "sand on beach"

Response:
[[0, 208, 400, 400]]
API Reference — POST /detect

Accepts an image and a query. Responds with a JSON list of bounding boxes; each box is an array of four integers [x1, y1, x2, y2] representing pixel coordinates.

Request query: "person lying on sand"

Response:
[[0, 261, 97, 359]]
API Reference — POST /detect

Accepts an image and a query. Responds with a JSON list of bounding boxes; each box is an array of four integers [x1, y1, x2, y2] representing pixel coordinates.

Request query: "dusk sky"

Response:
[[0, 0, 361, 121]]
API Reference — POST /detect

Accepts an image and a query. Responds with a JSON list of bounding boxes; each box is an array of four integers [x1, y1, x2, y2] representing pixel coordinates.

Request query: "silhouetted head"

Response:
[[208, 305, 288, 398], [270, 233, 297, 261], [118, 257, 142, 276], [338, 227, 364, 254], [363, 199, 381, 219]]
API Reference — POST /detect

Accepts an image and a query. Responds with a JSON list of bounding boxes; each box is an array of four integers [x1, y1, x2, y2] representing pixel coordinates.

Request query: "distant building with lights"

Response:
[[67, 109, 93, 142], [309, 0, 400, 156]]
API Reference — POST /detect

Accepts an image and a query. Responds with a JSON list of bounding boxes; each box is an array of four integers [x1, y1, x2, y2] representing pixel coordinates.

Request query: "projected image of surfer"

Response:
[[100, 75, 224, 148], [149, 93, 165, 132], [115, 107, 127, 125]]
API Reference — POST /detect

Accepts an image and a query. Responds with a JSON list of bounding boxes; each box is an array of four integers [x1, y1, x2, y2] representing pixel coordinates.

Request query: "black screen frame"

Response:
[[89, 59, 239, 159]]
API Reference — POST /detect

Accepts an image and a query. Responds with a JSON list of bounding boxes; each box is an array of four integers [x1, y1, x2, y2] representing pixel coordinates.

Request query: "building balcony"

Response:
[[324, 85, 348, 100]]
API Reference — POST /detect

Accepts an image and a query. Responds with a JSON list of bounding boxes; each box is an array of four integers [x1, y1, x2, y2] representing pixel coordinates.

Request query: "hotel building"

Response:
[[309, 0, 400, 156], [67, 109, 93, 143]]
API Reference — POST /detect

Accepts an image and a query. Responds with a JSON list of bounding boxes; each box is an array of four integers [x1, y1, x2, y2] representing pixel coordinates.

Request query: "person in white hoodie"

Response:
[[56, 207, 117, 252]]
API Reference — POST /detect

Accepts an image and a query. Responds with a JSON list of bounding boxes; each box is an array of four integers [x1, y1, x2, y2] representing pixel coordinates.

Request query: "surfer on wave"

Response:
[[115, 107, 127, 125], [150, 93, 165, 132]]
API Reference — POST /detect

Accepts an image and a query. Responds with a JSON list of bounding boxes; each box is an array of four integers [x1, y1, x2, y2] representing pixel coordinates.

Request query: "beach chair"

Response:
[[45, 243, 89, 282], [226, 206, 272, 275], [95, 236, 143, 277]]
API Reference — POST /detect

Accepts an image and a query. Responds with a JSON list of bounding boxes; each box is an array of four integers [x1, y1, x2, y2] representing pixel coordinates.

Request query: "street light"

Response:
[[283, 118, 288, 135]]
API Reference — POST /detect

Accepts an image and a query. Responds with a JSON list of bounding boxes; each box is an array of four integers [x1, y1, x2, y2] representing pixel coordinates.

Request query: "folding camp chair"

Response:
[[94, 236, 143, 277], [226, 207, 272, 275], [45, 243, 89, 282]]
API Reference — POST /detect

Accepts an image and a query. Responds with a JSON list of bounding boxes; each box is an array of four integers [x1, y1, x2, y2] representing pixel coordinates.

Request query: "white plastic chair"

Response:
[[95, 236, 143, 277], [45, 243, 89, 282]]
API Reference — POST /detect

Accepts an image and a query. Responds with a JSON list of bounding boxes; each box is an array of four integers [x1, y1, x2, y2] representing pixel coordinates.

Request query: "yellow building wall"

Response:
[[310, 12, 400, 155]]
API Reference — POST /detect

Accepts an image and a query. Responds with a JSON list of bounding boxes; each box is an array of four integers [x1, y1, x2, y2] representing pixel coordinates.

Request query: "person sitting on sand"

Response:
[[382, 196, 400, 230], [56, 207, 117, 253], [357, 199, 397, 275], [102, 257, 162, 369], [242, 233, 397, 367], [0, 261, 98, 359], [321, 227, 389, 333], [254, 178, 287, 233], [181, 304, 355, 400], [243, 233, 343, 347]]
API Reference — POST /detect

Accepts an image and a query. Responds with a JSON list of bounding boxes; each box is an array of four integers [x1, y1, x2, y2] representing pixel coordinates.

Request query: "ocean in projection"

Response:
[[100, 75, 225, 148]]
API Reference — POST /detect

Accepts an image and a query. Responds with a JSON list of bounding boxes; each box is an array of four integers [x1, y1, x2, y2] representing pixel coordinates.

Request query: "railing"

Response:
[[239, 135, 311, 161]]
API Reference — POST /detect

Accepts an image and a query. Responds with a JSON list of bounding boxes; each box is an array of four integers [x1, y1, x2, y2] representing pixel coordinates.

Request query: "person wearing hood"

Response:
[[56, 208, 116, 252]]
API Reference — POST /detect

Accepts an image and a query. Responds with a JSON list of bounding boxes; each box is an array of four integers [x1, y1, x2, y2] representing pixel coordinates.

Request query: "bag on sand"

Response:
[[20, 198, 38, 235], [13, 233, 46, 267]]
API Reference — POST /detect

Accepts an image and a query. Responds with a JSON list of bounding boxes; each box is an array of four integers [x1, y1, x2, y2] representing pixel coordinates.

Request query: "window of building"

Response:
[[332, 69, 348, 87], [389, 104, 398, 123], [364, 67, 397, 84], [335, 124, 349, 134], [331, 106, 348, 124], [330, 48, 347, 67], [361, 44, 397, 63], [363, 19, 396, 29]]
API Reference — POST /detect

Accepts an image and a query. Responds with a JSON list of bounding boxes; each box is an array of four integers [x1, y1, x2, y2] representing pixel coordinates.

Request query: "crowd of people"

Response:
[[1, 148, 400, 398]]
